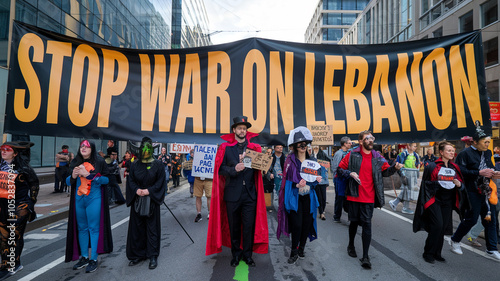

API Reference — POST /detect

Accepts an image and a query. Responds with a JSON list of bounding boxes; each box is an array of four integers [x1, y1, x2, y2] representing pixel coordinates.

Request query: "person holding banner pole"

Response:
[[277, 127, 322, 264], [0, 141, 39, 279], [337, 131, 402, 269], [126, 137, 166, 269], [205, 116, 268, 268]]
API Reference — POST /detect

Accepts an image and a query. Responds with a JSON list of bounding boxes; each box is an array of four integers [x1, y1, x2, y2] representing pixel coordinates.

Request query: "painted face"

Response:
[[80, 140, 91, 159], [1, 145, 17, 162], [142, 142, 153, 159], [474, 137, 491, 152], [440, 145, 455, 161], [297, 142, 307, 151], [233, 124, 247, 140], [361, 135, 374, 151]]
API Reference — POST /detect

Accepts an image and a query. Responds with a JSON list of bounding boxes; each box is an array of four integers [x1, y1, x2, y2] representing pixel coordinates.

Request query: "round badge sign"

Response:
[[300, 160, 321, 182]]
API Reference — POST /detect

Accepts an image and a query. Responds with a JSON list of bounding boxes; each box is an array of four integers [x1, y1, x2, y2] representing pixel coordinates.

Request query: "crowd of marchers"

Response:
[[1, 119, 500, 280]]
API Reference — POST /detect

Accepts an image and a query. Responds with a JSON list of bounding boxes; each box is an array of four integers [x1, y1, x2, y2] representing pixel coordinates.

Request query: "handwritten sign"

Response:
[[192, 144, 217, 179], [300, 160, 321, 182], [308, 125, 333, 145], [182, 160, 193, 170], [244, 149, 273, 171], [318, 160, 330, 169], [170, 143, 195, 154]]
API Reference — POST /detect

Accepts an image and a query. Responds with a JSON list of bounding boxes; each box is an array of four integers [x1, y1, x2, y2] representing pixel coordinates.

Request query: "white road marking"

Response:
[[24, 234, 60, 240], [47, 222, 64, 230], [18, 216, 130, 280], [379, 207, 500, 262]]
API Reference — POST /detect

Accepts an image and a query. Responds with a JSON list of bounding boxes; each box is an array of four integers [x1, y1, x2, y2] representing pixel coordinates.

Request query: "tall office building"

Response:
[[171, 0, 210, 48], [0, 0, 212, 167], [305, 0, 369, 44]]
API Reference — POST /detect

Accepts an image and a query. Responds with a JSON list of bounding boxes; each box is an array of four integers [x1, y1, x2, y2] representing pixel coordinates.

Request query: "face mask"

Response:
[[142, 142, 153, 159]]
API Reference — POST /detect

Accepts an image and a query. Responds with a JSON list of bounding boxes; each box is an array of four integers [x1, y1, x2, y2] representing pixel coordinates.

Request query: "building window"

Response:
[[432, 27, 442, 37], [481, 0, 498, 27], [459, 10, 473, 32], [422, 0, 430, 14], [484, 37, 499, 67], [487, 80, 499, 101]]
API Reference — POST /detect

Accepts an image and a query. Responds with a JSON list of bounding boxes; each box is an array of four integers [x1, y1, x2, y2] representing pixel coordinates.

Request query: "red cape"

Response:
[[205, 132, 269, 255]]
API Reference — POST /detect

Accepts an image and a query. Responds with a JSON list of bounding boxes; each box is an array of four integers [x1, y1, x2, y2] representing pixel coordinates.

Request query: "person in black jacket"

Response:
[[312, 145, 330, 220], [0, 141, 39, 279], [337, 131, 402, 269], [449, 124, 500, 260]]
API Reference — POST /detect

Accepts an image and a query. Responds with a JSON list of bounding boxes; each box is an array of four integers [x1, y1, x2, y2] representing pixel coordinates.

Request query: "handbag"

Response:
[[134, 195, 152, 217]]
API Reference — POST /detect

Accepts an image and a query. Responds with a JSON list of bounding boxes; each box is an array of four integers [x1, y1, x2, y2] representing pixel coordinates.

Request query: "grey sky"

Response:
[[205, 0, 319, 45]]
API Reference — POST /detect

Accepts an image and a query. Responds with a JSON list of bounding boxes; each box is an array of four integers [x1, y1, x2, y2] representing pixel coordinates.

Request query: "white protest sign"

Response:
[[170, 143, 195, 154], [192, 144, 217, 179], [300, 160, 321, 182]]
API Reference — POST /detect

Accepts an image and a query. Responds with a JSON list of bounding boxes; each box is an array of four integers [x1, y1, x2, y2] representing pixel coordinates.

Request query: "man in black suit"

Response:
[[219, 116, 259, 267]]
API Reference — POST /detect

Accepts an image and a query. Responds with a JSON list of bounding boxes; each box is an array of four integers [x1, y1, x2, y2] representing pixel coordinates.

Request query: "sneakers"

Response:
[[287, 254, 298, 264], [449, 240, 463, 255], [298, 248, 305, 259], [389, 199, 397, 211], [0, 264, 23, 279], [468, 237, 482, 247], [85, 260, 98, 273], [402, 208, 414, 214], [333, 218, 341, 223], [73, 257, 89, 270], [486, 250, 500, 260], [195, 213, 202, 223]]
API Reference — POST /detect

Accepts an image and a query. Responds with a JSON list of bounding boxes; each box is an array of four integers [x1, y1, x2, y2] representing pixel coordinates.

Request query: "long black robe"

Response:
[[126, 159, 166, 259]]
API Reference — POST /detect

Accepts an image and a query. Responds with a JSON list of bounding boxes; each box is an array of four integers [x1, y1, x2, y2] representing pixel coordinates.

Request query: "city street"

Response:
[[13, 182, 500, 281]]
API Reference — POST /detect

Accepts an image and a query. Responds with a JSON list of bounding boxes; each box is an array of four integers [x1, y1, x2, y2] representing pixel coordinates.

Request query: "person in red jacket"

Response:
[[205, 116, 268, 268]]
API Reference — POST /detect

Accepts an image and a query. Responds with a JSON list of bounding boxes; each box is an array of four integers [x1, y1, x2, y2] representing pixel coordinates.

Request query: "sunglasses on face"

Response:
[[0, 146, 13, 152], [363, 136, 375, 142]]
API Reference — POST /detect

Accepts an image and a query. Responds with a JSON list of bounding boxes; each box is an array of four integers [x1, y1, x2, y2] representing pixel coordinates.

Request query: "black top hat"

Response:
[[1, 141, 34, 150], [231, 116, 252, 130], [292, 131, 311, 145]]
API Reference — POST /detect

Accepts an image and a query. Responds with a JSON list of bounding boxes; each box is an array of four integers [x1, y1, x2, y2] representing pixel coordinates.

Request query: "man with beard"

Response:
[[206, 116, 268, 267], [338, 131, 403, 269]]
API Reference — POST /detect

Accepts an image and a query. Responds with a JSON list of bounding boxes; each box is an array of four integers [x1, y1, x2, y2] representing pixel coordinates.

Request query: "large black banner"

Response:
[[5, 21, 491, 145]]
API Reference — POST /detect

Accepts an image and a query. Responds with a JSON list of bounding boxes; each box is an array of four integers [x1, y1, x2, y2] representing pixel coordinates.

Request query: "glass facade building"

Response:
[[171, 0, 210, 48], [0, 0, 211, 167], [305, 0, 369, 44]]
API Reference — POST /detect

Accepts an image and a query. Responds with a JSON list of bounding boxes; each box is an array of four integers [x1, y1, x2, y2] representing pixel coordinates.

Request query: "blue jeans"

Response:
[[75, 186, 102, 260], [452, 191, 498, 251]]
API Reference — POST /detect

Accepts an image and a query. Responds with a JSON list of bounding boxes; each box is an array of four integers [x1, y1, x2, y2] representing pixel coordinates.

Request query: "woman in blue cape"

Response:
[[65, 140, 112, 273], [277, 127, 322, 264]]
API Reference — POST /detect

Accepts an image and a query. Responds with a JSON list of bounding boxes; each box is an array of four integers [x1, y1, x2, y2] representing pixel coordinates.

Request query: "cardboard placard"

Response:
[[183, 160, 193, 170], [317, 160, 330, 169], [244, 149, 273, 171], [308, 125, 333, 145]]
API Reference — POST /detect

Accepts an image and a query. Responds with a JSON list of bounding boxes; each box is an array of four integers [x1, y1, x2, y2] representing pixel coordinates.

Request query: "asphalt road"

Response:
[[13, 183, 500, 281]]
